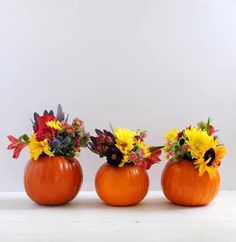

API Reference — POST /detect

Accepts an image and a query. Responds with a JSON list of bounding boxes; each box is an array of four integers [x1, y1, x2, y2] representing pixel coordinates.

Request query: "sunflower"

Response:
[[185, 127, 226, 178], [193, 157, 216, 178], [184, 127, 214, 160], [195, 144, 226, 178], [214, 144, 227, 166], [106, 145, 123, 167]]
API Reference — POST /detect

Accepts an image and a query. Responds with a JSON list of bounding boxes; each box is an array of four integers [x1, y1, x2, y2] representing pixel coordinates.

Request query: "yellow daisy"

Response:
[[165, 128, 178, 142], [136, 139, 151, 158], [29, 134, 52, 160], [46, 120, 62, 131], [164, 128, 179, 154], [114, 128, 135, 155]]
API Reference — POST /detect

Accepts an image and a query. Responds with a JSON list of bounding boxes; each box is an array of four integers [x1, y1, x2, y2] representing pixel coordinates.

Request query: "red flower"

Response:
[[35, 114, 55, 141], [140, 149, 162, 170], [73, 118, 84, 126], [128, 152, 139, 163], [35, 114, 55, 132], [62, 123, 74, 134], [209, 125, 218, 136], [7, 135, 27, 159]]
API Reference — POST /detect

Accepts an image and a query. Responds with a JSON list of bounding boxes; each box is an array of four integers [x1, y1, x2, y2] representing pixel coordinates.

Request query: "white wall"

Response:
[[0, 0, 235, 191]]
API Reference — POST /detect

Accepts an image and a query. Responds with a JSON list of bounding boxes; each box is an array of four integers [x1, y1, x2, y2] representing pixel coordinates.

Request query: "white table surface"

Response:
[[0, 191, 235, 242]]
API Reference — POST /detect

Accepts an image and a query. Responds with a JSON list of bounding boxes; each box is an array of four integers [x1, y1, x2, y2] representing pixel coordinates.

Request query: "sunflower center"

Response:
[[179, 138, 185, 145], [111, 153, 117, 160], [106, 146, 123, 167], [204, 148, 215, 166]]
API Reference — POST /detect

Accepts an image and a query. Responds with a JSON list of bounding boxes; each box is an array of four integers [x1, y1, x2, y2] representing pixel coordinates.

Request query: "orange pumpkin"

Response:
[[161, 159, 220, 206], [24, 156, 83, 205], [95, 163, 149, 206]]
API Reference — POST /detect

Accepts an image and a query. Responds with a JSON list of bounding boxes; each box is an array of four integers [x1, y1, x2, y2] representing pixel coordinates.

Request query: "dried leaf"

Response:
[[95, 129, 103, 136], [56, 104, 65, 121]]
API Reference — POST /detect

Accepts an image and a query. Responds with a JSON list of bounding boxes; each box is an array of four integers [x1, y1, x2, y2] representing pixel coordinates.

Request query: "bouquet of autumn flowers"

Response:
[[89, 127, 162, 169], [7, 105, 90, 160], [163, 119, 226, 178]]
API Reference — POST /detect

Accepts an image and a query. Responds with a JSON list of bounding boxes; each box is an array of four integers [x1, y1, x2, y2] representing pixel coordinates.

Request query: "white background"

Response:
[[0, 0, 235, 191]]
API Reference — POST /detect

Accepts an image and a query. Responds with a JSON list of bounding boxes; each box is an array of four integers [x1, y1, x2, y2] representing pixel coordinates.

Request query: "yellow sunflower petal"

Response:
[[198, 162, 206, 176], [184, 127, 215, 159], [214, 145, 226, 166], [205, 166, 216, 179], [118, 154, 129, 167]]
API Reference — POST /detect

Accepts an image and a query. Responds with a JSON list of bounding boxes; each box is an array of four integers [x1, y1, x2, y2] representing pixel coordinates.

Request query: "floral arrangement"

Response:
[[163, 119, 226, 178], [89, 127, 162, 169], [7, 105, 90, 160]]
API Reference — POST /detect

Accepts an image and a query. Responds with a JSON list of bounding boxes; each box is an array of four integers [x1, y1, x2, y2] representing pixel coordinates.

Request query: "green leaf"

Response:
[[206, 117, 211, 135], [149, 146, 164, 152], [19, 134, 30, 143]]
